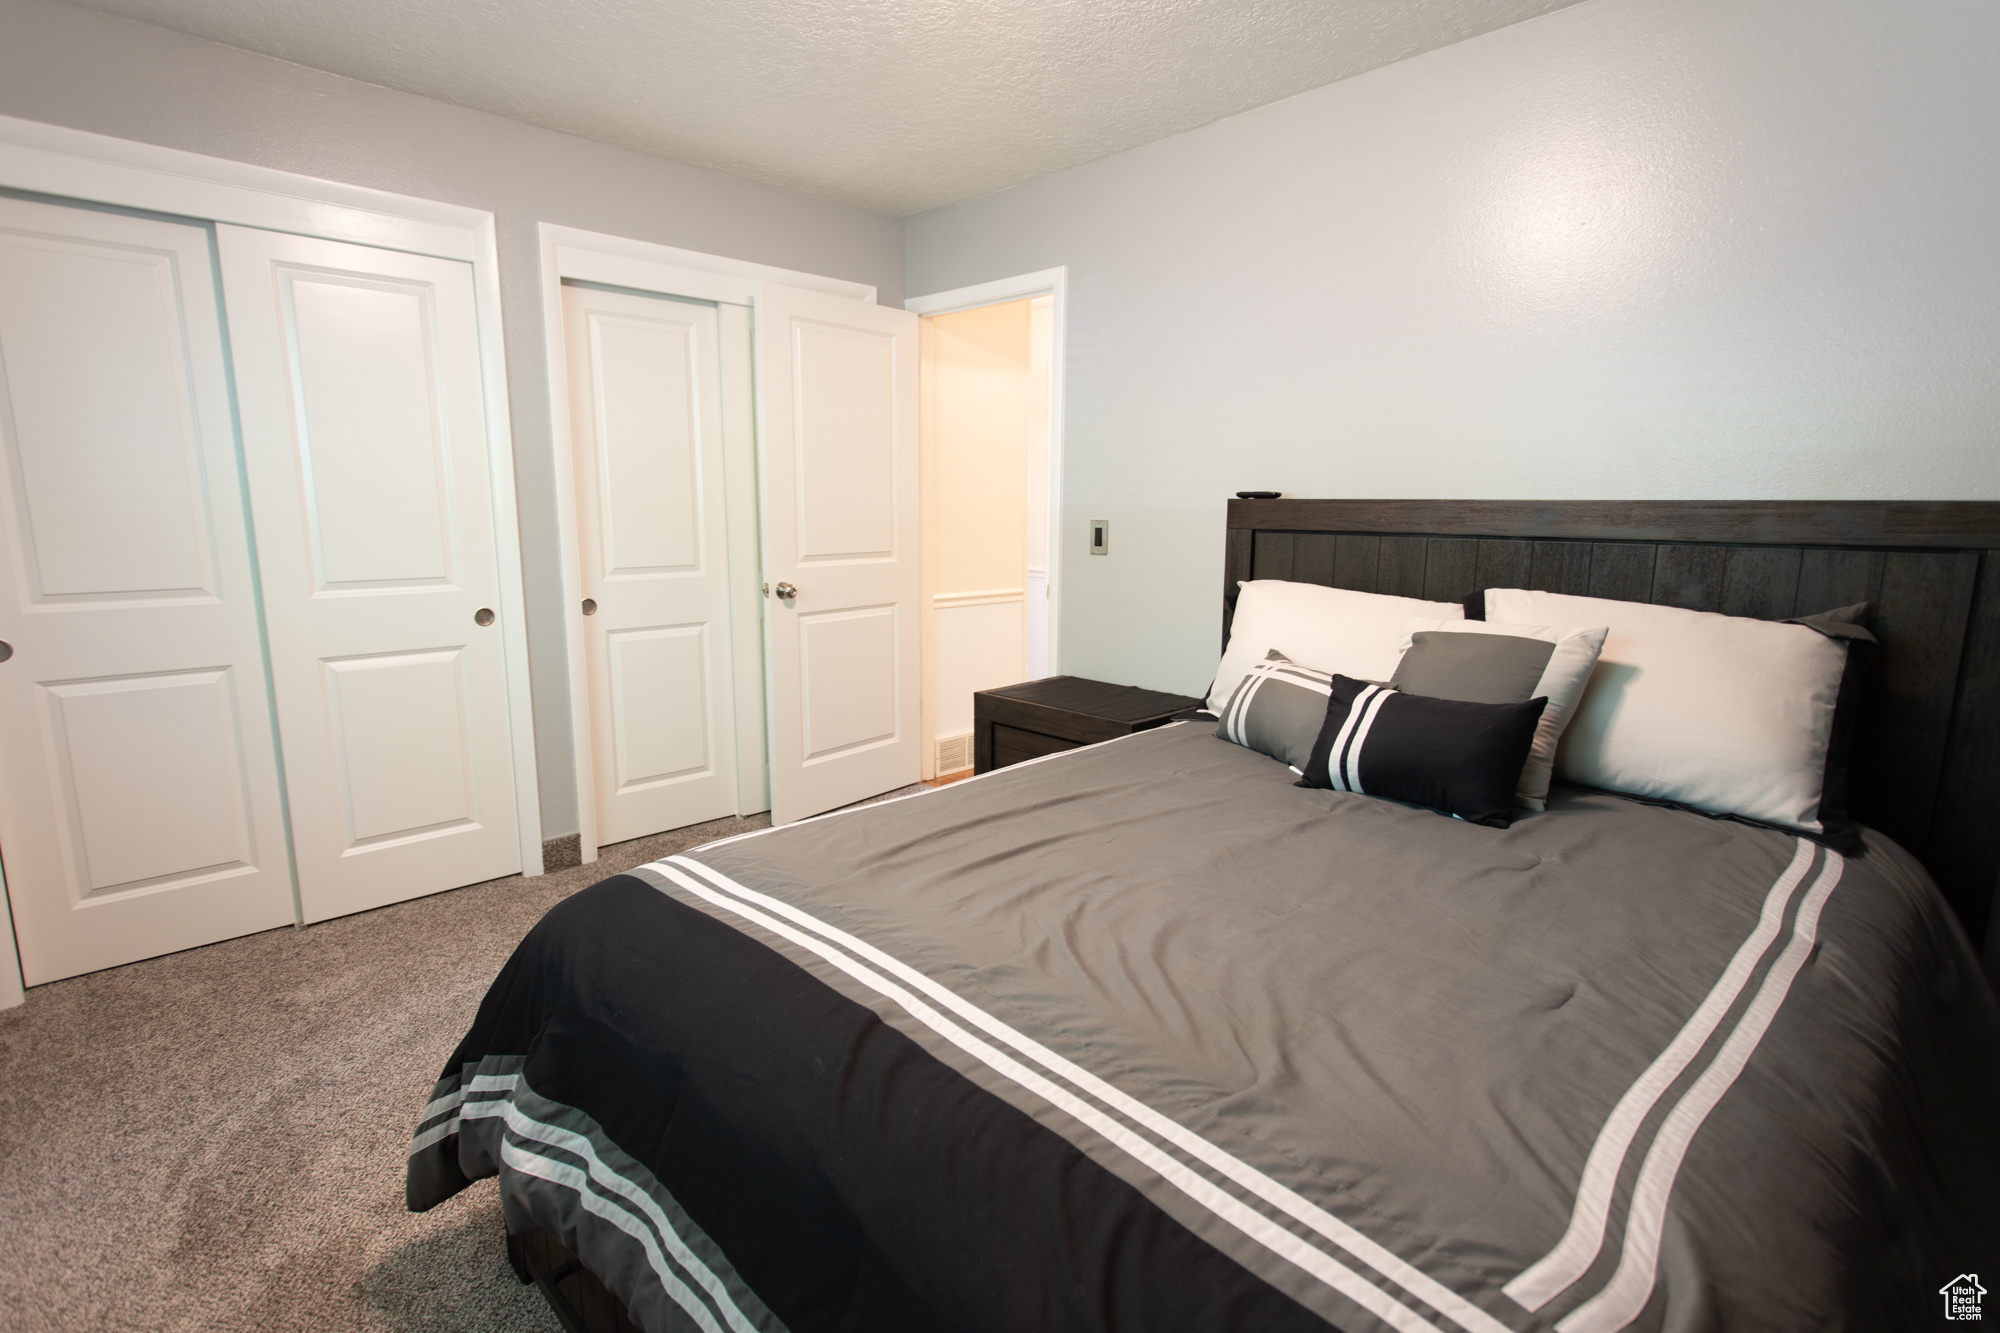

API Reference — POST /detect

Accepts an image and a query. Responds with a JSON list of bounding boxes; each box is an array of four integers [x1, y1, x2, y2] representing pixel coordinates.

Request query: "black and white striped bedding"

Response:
[[408, 721, 2000, 1332]]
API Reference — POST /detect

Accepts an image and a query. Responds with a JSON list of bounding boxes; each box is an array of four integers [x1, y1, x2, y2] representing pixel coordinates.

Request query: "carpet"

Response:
[[0, 788, 920, 1331]]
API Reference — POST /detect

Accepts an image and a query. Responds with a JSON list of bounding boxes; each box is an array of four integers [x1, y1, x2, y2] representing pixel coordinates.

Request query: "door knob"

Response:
[[0, 640, 11, 663], [774, 582, 799, 600], [473, 608, 495, 627], [581, 598, 598, 616]]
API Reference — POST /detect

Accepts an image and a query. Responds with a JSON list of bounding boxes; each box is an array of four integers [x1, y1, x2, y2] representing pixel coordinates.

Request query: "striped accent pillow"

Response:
[[1298, 676, 1548, 828], [1392, 619, 1608, 812], [1216, 650, 1334, 772]]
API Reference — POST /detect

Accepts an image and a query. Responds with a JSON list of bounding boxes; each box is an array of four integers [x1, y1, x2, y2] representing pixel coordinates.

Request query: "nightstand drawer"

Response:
[[992, 723, 1080, 769]]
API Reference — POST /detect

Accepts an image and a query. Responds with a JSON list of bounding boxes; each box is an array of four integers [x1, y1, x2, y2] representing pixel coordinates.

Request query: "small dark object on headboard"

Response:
[[1235, 491, 1282, 499], [1221, 497, 2000, 976]]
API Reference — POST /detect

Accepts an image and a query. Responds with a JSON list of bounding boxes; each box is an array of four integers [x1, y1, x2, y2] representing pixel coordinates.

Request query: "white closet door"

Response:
[[217, 226, 520, 923], [756, 284, 921, 824], [563, 284, 738, 845], [0, 198, 294, 984]]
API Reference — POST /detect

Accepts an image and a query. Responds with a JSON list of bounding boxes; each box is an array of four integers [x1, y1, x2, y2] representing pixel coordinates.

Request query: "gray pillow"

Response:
[[1216, 649, 1333, 772], [1390, 631, 1555, 705], [1391, 618, 1610, 811]]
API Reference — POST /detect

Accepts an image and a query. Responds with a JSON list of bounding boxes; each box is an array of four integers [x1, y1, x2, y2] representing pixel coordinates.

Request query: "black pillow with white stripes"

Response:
[[1214, 649, 1333, 773], [1297, 676, 1548, 828]]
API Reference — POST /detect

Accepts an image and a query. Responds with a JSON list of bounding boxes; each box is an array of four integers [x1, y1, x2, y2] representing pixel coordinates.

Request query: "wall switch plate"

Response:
[[1089, 519, 1109, 555]]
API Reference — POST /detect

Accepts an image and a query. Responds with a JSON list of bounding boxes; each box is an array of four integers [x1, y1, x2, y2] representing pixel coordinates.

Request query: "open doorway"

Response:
[[913, 271, 1064, 782]]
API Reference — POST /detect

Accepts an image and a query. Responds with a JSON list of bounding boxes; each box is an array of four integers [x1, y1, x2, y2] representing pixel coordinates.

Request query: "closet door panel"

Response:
[[756, 283, 920, 824], [323, 649, 477, 843], [42, 669, 260, 891], [562, 284, 737, 846], [3, 243, 210, 598], [218, 226, 519, 923], [0, 198, 295, 985], [288, 277, 456, 588]]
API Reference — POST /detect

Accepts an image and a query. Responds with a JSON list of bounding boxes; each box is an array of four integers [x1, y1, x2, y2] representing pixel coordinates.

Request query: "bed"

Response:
[[409, 499, 2000, 1333]]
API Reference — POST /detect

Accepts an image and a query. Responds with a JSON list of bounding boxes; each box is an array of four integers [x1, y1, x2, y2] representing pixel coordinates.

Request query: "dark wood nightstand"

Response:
[[973, 676, 1205, 774]]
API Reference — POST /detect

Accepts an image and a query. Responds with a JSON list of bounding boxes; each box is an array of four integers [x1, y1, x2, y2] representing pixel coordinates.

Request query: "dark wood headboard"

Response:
[[1223, 499, 2000, 967]]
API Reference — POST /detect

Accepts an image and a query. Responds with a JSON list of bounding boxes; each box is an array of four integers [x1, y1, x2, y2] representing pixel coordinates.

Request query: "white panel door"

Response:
[[217, 226, 520, 923], [756, 284, 920, 824], [0, 197, 295, 984], [562, 284, 739, 845]]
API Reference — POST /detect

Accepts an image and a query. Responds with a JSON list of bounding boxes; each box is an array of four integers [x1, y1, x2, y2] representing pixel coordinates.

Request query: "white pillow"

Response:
[[1396, 618, 1608, 812], [1486, 589, 1850, 832], [1208, 581, 1462, 713]]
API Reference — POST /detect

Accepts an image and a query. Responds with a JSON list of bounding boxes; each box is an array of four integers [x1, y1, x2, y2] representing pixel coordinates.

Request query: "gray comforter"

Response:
[[644, 720, 1999, 1331]]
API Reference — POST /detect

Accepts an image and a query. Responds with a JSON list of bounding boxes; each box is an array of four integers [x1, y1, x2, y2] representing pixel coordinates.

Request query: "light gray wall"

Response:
[[0, 0, 904, 842], [909, 0, 2000, 699]]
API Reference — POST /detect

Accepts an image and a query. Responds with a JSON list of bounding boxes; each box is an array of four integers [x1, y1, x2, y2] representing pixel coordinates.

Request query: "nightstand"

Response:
[[972, 676, 1205, 774]]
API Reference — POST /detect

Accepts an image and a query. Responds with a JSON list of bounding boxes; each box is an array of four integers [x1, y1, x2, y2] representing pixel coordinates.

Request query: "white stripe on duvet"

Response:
[[498, 1138, 728, 1333], [656, 854, 1513, 1333], [1556, 850, 1846, 1333], [1503, 839, 1816, 1311], [650, 859, 1457, 1333], [466, 1096, 764, 1333], [409, 1118, 459, 1155], [408, 1072, 519, 1154]]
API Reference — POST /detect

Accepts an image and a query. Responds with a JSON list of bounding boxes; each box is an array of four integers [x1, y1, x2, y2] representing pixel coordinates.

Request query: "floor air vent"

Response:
[[936, 733, 974, 776]]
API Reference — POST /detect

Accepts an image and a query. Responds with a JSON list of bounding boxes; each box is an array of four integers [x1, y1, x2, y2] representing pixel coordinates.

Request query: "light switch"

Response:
[[1089, 519, 1109, 555]]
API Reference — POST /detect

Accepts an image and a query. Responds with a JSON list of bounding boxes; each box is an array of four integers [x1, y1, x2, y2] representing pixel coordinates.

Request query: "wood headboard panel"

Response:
[[1223, 499, 2000, 963]]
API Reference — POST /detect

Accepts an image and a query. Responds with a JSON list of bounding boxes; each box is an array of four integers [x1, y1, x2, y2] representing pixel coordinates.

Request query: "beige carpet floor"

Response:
[[0, 789, 919, 1331]]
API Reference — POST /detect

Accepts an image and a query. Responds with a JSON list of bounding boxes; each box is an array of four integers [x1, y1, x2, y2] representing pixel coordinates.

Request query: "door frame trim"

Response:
[[536, 223, 875, 863], [0, 116, 546, 1004], [905, 268, 1070, 778]]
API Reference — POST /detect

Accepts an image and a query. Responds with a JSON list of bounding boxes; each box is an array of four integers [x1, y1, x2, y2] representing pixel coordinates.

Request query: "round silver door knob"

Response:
[[774, 582, 799, 600], [581, 598, 598, 616], [474, 608, 495, 627], [0, 640, 11, 663]]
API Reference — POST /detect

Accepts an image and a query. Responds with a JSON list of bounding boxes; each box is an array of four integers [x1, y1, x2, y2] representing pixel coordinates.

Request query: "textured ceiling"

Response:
[[61, 0, 1591, 214]]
